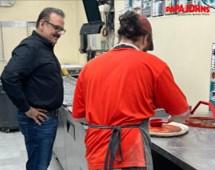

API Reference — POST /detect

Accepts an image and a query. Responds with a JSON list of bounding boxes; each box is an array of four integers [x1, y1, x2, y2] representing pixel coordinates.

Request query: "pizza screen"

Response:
[[149, 124, 182, 133]]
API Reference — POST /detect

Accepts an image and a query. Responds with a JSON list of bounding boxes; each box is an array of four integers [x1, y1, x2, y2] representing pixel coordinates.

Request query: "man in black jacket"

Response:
[[1, 7, 65, 170]]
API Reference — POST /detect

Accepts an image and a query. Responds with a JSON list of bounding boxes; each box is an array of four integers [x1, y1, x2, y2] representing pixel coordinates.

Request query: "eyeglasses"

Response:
[[45, 20, 66, 34]]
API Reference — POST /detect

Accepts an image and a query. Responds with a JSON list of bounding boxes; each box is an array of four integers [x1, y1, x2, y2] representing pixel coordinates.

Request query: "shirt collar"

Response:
[[112, 42, 140, 51]]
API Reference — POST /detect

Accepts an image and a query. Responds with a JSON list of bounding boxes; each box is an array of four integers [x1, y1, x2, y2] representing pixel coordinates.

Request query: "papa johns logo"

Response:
[[165, 4, 210, 14]]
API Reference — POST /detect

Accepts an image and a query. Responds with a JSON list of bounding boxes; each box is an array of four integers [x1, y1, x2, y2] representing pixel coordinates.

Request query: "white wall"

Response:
[[0, 0, 87, 74], [115, 1, 215, 109], [150, 15, 215, 108]]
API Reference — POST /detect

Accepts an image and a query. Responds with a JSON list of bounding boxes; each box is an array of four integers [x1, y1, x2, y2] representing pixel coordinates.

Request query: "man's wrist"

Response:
[[20, 105, 31, 113]]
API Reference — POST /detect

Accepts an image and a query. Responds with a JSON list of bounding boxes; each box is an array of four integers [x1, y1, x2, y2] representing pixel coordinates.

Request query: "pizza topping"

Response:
[[149, 124, 182, 133]]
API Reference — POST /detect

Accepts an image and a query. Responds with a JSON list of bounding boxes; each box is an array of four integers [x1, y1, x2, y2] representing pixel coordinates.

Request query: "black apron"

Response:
[[82, 120, 153, 170]]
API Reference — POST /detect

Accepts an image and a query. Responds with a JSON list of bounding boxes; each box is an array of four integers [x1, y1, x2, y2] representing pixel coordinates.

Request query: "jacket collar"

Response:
[[32, 30, 54, 49]]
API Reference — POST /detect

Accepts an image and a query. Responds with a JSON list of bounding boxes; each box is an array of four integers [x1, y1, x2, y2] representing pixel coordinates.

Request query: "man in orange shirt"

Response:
[[72, 11, 190, 170]]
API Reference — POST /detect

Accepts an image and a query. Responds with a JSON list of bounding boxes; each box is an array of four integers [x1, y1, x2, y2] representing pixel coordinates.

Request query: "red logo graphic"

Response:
[[166, 4, 210, 13]]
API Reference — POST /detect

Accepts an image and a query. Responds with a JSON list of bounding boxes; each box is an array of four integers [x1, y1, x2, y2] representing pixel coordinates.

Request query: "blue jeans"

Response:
[[17, 111, 58, 170]]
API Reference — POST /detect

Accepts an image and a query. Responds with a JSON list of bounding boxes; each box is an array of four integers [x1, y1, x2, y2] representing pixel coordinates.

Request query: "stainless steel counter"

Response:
[[53, 76, 87, 170], [55, 109, 215, 170], [151, 113, 215, 170], [0, 80, 18, 131], [54, 77, 215, 170]]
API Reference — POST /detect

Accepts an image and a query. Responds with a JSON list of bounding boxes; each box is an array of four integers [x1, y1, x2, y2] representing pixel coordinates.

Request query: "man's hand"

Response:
[[25, 107, 48, 125]]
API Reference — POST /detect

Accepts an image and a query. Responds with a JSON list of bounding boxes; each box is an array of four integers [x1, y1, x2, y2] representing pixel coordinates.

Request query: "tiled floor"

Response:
[[0, 130, 62, 170]]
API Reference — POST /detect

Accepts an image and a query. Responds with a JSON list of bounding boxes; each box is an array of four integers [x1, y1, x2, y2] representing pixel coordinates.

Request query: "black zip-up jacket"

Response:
[[1, 31, 63, 112]]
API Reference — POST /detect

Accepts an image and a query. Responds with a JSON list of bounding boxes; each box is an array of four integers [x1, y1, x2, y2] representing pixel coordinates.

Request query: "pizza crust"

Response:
[[149, 122, 189, 137]]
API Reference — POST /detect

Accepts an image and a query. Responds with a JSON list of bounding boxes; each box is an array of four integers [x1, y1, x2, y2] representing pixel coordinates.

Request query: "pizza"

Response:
[[149, 124, 182, 133], [149, 122, 189, 137]]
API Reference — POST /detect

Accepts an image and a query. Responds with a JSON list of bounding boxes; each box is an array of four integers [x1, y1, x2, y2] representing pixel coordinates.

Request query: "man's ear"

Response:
[[39, 19, 45, 28]]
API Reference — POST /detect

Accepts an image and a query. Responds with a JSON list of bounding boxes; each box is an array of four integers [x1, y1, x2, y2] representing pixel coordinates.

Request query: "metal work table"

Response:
[[54, 77, 215, 170], [151, 125, 215, 170], [53, 76, 87, 170], [151, 111, 215, 170]]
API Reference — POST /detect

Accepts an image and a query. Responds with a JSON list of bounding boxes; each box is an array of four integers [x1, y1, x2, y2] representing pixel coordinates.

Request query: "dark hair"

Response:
[[117, 11, 148, 42], [36, 7, 65, 28]]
